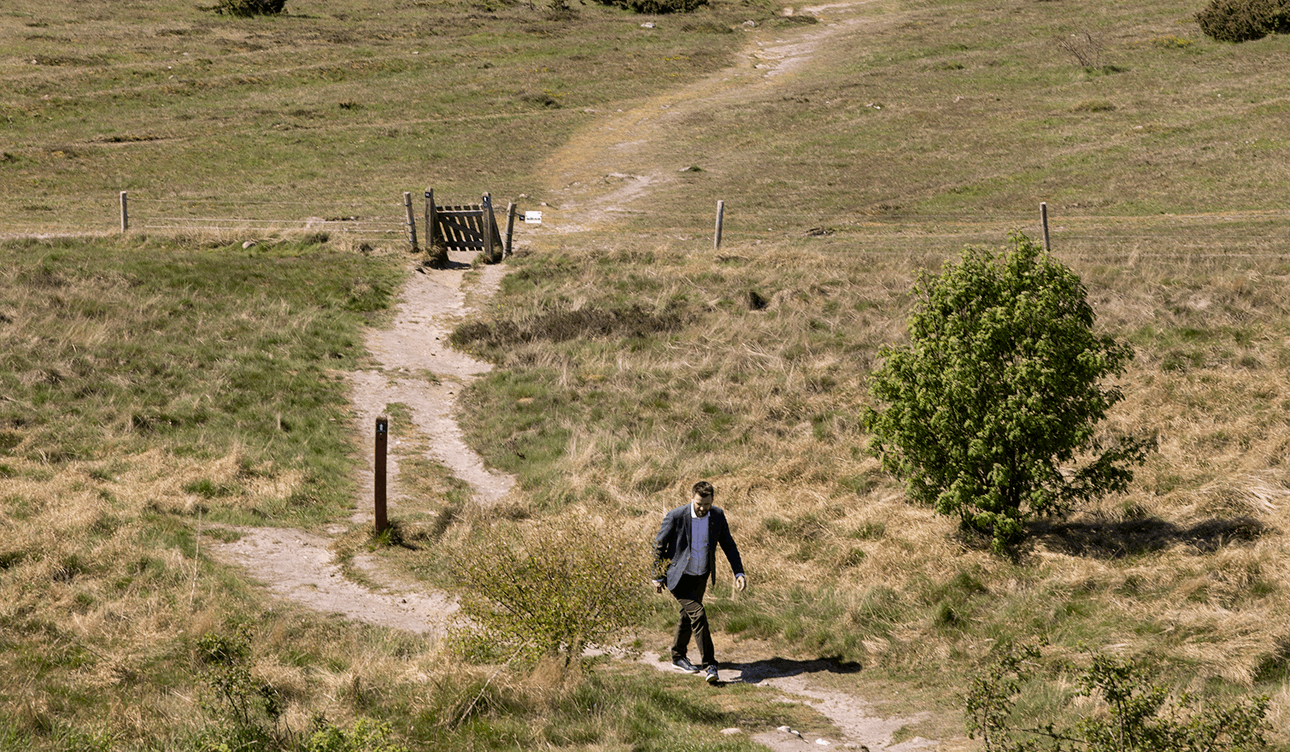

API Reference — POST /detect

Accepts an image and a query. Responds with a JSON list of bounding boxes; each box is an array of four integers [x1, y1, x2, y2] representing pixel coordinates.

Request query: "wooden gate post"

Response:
[[424, 187, 434, 251], [404, 192, 419, 252], [482, 193, 496, 263]]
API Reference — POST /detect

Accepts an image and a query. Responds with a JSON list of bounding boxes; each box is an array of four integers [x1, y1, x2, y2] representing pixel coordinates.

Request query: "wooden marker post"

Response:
[[120, 191, 129, 233], [374, 416, 389, 535]]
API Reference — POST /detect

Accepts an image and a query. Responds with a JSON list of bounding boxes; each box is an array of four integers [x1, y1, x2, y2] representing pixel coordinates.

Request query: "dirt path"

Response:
[[211, 4, 949, 748], [210, 252, 512, 635], [535, 0, 876, 232]]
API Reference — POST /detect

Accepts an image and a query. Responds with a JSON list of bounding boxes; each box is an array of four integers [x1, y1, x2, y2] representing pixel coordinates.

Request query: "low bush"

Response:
[[966, 642, 1271, 752], [451, 516, 649, 665], [590, 0, 707, 13], [450, 304, 687, 352], [213, 0, 287, 17], [1196, 0, 1290, 42]]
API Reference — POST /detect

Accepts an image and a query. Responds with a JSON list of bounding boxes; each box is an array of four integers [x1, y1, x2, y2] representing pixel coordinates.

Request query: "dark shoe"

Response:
[[672, 657, 700, 674], [705, 665, 720, 684]]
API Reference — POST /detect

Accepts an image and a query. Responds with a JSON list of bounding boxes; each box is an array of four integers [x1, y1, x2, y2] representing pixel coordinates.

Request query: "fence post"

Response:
[[482, 193, 496, 263], [1040, 202, 1051, 252], [404, 192, 419, 252], [120, 191, 129, 233], [424, 187, 434, 250], [374, 416, 389, 535], [714, 200, 725, 250], [504, 201, 517, 257]]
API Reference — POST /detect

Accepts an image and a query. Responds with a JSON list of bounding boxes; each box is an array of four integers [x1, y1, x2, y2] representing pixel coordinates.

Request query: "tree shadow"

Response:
[[1028, 515, 1270, 559], [723, 655, 863, 685]]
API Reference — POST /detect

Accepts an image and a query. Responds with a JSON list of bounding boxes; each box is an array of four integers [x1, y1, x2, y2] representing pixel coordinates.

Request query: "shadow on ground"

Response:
[[1030, 515, 1270, 558], [725, 656, 863, 684]]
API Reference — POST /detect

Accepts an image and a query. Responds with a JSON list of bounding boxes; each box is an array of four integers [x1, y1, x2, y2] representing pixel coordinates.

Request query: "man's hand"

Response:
[[735, 574, 747, 592], [654, 580, 665, 594]]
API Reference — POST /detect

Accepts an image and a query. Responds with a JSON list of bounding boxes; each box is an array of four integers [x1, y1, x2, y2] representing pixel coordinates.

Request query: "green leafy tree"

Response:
[[864, 233, 1152, 552]]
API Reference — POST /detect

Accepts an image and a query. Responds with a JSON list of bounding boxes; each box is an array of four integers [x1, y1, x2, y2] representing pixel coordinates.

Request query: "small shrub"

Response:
[[966, 642, 1271, 752], [450, 304, 687, 352], [197, 628, 283, 732], [1056, 31, 1104, 68], [213, 0, 287, 17], [589, 0, 707, 13], [1196, 0, 1290, 42], [452, 516, 648, 665], [305, 717, 409, 752]]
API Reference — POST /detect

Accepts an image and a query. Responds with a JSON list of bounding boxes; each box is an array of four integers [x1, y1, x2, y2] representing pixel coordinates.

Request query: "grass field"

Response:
[[5, 0, 1290, 748], [1, 0, 761, 235]]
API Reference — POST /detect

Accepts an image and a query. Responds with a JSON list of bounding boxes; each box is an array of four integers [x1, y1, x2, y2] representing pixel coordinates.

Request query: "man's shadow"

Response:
[[723, 655, 863, 685]]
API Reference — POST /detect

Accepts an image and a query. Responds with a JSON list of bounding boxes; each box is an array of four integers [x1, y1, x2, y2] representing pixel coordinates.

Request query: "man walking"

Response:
[[653, 481, 746, 684]]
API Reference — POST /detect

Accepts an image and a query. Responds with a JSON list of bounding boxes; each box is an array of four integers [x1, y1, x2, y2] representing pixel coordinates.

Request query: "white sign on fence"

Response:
[[524, 211, 543, 224]]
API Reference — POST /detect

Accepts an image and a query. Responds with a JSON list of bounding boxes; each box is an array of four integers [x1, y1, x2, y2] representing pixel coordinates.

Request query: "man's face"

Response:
[[692, 492, 713, 517]]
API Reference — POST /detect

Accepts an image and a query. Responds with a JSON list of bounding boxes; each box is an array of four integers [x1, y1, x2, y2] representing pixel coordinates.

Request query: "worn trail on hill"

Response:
[[212, 3, 943, 749]]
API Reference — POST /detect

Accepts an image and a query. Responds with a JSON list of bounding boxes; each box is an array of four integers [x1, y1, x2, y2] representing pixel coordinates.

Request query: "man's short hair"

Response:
[[692, 480, 715, 498]]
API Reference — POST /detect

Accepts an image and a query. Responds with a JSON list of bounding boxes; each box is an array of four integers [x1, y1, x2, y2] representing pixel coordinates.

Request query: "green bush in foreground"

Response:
[[864, 233, 1153, 553], [1196, 0, 1290, 42], [966, 643, 1270, 752]]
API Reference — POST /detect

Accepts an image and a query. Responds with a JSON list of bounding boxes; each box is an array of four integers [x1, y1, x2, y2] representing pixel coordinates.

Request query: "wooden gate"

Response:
[[424, 189, 516, 263]]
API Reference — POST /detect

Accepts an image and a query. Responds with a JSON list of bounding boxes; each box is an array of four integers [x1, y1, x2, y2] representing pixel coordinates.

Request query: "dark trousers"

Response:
[[670, 573, 715, 667]]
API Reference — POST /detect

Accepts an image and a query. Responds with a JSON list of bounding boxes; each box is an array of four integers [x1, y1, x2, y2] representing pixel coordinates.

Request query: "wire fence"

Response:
[[130, 195, 409, 239], [3, 194, 1288, 261], [0, 194, 410, 241]]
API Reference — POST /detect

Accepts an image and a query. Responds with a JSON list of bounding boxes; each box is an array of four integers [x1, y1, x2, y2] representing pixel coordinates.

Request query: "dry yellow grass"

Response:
[[451, 233, 1290, 732]]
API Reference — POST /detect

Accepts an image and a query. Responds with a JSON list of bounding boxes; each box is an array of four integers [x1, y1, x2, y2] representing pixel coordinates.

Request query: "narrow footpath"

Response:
[[212, 2, 949, 748]]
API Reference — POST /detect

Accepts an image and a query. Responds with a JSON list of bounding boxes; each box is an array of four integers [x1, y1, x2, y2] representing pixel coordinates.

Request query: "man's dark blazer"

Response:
[[653, 503, 744, 591]]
